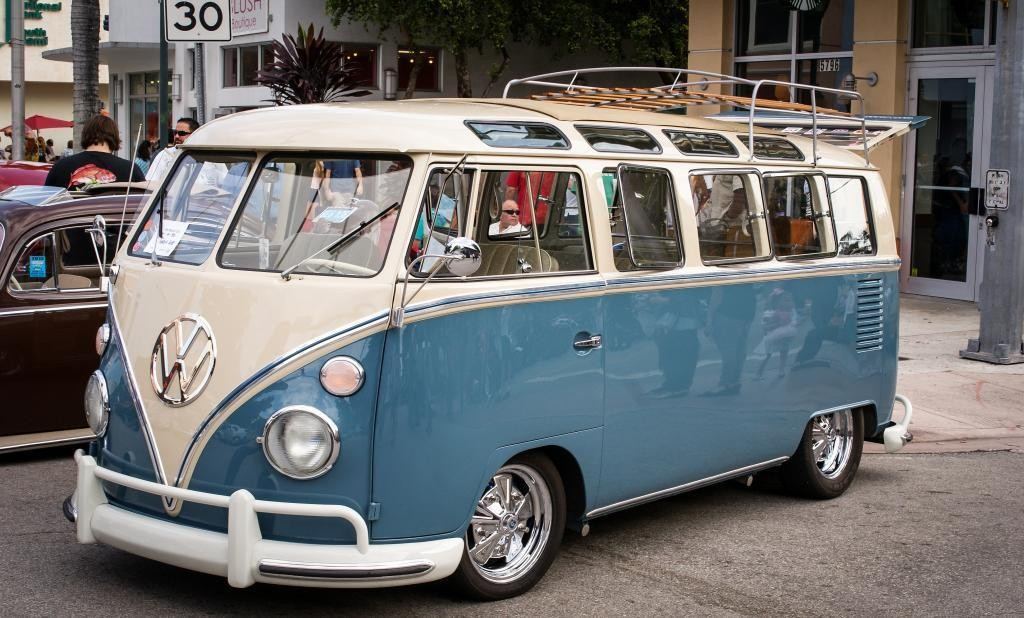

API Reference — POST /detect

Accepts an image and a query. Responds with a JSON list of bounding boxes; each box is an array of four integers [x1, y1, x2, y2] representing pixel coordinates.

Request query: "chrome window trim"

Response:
[[464, 120, 572, 150], [0, 221, 5, 254], [0, 302, 107, 318], [586, 457, 790, 519], [576, 124, 663, 154], [662, 129, 739, 158], [688, 167, 776, 266], [613, 163, 684, 269], [761, 170, 839, 260], [749, 136, 805, 161]]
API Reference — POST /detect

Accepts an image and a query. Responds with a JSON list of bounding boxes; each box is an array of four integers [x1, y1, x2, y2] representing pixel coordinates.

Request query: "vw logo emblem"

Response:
[[150, 313, 217, 406]]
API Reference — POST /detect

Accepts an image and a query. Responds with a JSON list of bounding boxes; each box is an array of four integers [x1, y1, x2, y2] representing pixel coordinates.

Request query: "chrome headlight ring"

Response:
[[260, 406, 340, 480], [84, 370, 110, 437]]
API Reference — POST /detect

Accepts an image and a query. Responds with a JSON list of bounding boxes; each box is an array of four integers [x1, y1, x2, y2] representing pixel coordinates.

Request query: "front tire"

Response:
[[781, 408, 863, 499], [450, 453, 566, 601]]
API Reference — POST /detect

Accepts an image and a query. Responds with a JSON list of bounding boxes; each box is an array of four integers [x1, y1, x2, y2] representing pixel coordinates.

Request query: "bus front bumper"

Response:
[[67, 450, 463, 588]]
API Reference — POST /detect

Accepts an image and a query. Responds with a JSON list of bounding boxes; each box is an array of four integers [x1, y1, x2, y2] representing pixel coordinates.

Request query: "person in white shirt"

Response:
[[146, 117, 199, 184], [489, 199, 529, 236]]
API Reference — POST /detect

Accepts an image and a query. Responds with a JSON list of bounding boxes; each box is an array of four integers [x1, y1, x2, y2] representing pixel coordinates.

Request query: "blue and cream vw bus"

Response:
[[69, 69, 914, 600]]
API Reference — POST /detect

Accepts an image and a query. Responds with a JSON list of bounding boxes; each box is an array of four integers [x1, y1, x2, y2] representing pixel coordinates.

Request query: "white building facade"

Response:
[[46, 0, 606, 159]]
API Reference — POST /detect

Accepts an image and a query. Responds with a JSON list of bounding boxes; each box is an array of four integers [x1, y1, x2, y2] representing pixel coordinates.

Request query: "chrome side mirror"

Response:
[[443, 237, 481, 277], [391, 237, 483, 328]]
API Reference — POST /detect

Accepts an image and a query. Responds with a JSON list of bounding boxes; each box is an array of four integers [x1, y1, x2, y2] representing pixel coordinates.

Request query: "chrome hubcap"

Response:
[[811, 409, 854, 479], [466, 463, 552, 584]]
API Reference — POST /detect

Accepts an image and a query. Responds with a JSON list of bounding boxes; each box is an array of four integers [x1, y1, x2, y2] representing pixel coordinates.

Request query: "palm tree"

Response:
[[256, 24, 370, 105], [71, 0, 102, 151]]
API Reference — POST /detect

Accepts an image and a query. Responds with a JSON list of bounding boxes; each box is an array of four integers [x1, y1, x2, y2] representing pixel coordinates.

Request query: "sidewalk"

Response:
[[864, 294, 1024, 454]]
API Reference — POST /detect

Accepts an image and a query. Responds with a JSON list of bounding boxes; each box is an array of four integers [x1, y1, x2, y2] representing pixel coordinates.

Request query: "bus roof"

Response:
[[184, 98, 870, 168]]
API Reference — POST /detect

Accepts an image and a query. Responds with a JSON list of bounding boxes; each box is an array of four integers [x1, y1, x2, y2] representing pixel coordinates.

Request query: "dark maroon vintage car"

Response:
[[0, 160, 50, 191], [0, 187, 145, 452]]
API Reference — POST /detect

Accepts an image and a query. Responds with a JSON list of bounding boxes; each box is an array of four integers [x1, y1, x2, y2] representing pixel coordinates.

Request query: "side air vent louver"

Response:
[[855, 278, 884, 352]]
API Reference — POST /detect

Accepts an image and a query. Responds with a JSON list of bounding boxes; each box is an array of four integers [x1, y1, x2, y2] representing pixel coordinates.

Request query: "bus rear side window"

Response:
[[829, 176, 876, 255], [764, 174, 837, 258], [690, 173, 771, 263]]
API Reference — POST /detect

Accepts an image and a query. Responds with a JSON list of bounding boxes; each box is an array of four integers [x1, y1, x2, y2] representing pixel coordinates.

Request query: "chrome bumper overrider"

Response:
[[884, 394, 914, 453], [70, 450, 463, 588]]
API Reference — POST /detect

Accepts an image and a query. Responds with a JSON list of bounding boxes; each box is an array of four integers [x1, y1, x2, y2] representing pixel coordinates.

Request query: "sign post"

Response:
[[961, 3, 1024, 364], [162, 0, 231, 136]]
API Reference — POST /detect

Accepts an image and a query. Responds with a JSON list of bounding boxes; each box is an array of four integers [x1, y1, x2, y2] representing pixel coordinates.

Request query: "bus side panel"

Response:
[[372, 295, 604, 541], [597, 269, 898, 507]]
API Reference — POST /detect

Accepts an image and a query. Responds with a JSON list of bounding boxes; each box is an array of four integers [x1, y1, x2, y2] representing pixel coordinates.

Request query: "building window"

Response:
[[912, 0, 997, 49], [397, 47, 439, 91], [223, 43, 274, 87], [128, 71, 169, 154], [342, 43, 378, 87], [733, 0, 854, 111]]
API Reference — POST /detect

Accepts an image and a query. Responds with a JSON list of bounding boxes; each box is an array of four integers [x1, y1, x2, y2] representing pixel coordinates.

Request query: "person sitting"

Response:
[[134, 140, 152, 175], [44, 114, 144, 190], [489, 199, 529, 236]]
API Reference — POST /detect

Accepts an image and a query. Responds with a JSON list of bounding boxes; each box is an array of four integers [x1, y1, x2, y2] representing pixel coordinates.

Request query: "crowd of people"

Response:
[[36, 113, 204, 191]]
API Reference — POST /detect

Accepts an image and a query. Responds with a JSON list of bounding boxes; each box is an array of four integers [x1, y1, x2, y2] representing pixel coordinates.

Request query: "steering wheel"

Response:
[[301, 258, 377, 277]]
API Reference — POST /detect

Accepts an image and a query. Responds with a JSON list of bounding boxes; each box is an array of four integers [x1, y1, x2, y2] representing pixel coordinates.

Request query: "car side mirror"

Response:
[[87, 215, 109, 291], [443, 237, 481, 277]]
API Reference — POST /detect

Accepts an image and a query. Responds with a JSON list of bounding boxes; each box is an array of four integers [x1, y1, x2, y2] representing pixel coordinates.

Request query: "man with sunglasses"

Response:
[[488, 199, 528, 236], [145, 117, 200, 184]]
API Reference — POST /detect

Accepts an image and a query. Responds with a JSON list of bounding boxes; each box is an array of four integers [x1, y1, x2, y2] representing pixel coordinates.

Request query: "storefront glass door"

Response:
[[903, 65, 990, 300]]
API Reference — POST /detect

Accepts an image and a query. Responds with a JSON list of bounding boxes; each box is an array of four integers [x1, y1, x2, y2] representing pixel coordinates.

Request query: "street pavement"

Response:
[[869, 294, 1024, 454], [1, 447, 1022, 615]]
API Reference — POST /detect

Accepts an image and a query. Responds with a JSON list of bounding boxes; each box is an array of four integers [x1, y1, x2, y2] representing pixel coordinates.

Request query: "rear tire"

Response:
[[450, 452, 566, 601], [781, 408, 863, 499]]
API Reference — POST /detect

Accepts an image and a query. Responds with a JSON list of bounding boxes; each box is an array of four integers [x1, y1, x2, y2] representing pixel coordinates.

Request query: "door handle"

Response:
[[573, 334, 603, 351]]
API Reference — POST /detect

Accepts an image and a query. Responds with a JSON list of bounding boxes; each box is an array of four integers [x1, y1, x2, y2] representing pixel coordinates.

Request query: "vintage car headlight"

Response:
[[84, 371, 109, 436], [95, 323, 110, 356], [261, 406, 339, 480], [319, 356, 364, 397]]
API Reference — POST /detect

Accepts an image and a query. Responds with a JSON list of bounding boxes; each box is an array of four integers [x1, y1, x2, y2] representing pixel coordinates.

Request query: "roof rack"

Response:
[[503, 67, 870, 164]]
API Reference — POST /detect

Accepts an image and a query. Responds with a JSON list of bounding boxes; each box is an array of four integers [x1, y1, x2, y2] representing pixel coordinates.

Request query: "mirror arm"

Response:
[[391, 254, 461, 328]]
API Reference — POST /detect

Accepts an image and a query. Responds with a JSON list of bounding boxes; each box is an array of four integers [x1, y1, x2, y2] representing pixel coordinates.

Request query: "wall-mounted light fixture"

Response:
[[113, 76, 124, 105], [841, 72, 878, 91], [383, 68, 397, 101], [172, 74, 182, 101]]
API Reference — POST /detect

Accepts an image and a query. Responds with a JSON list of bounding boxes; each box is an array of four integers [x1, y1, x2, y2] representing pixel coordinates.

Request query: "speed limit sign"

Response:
[[165, 0, 232, 42]]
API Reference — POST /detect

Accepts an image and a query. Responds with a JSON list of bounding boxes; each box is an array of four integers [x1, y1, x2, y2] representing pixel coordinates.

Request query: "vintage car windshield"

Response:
[[218, 154, 411, 277], [0, 185, 70, 205], [128, 152, 254, 265]]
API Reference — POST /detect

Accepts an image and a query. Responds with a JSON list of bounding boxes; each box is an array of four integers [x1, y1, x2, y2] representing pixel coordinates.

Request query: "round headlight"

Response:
[[319, 356, 364, 397], [261, 406, 339, 480], [95, 323, 110, 356], [84, 371, 109, 436]]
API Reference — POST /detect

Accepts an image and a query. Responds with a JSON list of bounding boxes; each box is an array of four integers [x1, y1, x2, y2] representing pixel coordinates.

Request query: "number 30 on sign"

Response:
[[165, 0, 232, 42]]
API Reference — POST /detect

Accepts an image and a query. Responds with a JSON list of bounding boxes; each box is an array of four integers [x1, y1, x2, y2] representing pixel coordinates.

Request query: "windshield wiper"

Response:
[[281, 201, 401, 281]]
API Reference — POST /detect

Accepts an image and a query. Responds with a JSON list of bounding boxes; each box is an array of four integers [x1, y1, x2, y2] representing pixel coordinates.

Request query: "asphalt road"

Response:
[[2, 447, 1022, 616]]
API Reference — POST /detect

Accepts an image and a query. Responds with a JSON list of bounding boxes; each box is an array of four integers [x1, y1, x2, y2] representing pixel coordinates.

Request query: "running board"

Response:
[[585, 457, 789, 519]]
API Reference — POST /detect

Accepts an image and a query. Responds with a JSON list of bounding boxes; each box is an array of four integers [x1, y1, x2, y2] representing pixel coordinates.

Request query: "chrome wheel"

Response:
[[812, 409, 854, 479], [466, 463, 553, 584]]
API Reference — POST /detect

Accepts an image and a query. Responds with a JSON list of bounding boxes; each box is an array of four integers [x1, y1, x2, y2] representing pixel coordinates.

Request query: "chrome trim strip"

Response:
[[0, 431, 95, 454], [605, 258, 901, 289], [403, 280, 607, 317], [107, 286, 170, 500], [0, 302, 107, 318], [172, 311, 389, 489], [258, 559, 434, 581], [586, 457, 790, 519]]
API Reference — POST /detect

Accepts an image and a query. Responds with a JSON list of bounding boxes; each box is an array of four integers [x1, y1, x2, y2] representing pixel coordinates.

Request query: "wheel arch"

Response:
[[523, 445, 587, 530]]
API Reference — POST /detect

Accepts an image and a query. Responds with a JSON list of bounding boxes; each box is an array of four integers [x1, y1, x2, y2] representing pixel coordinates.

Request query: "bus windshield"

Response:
[[129, 152, 254, 265], [218, 154, 412, 278]]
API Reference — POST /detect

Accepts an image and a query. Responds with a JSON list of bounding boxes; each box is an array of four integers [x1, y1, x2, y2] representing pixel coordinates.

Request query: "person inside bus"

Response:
[[505, 170, 555, 227], [489, 200, 528, 236]]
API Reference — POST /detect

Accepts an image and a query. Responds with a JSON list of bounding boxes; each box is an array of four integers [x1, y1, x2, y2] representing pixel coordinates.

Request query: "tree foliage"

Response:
[[256, 24, 370, 105], [324, 0, 690, 97]]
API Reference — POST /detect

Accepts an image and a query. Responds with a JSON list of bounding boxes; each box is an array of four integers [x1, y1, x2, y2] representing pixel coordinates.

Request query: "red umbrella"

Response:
[[1, 115, 74, 132]]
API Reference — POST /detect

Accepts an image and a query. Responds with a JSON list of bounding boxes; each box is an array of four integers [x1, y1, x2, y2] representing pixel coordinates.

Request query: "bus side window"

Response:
[[601, 167, 683, 271], [407, 168, 474, 275], [828, 176, 876, 256], [763, 174, 837, 258], [690, 173, 771, 263]]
